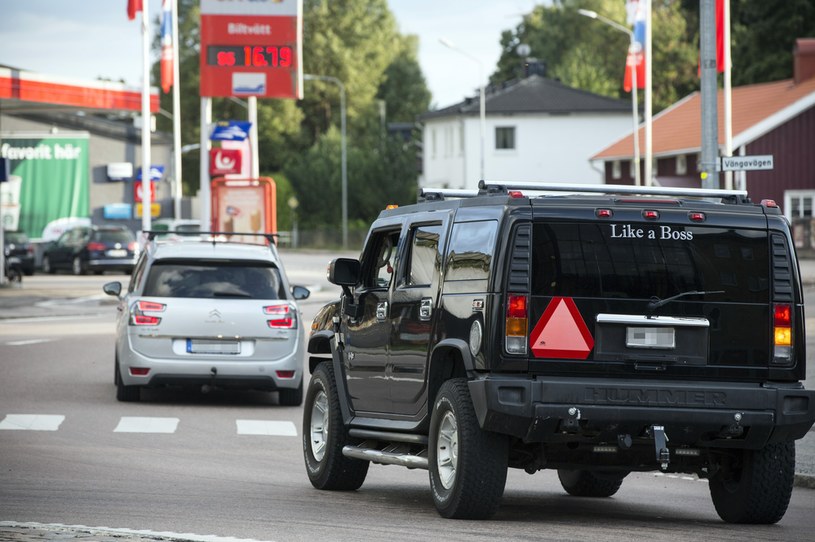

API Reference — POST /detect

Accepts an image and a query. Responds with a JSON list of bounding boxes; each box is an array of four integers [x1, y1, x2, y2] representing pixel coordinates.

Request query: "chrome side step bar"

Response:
[[342, 443, 429, 470]]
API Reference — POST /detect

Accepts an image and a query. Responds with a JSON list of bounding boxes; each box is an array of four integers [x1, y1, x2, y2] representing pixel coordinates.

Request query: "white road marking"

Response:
[[0, 414, 65, 431], [5, 338, 54, 346], [114, 416, 180, 433], [0, 521, 277, 542], [236, 420, 297, 436]]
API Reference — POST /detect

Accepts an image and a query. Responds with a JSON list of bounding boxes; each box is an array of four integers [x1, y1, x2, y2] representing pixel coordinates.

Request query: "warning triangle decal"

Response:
[[530, 297, 594, 359]]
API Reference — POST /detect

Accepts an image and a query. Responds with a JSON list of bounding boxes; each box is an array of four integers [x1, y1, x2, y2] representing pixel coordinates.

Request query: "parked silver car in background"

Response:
[[103, 232, 309, 405]]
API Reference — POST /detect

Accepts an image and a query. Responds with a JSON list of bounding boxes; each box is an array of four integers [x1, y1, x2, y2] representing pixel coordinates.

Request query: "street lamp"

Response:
[[439, 38, 486, 182], [303, 74, 348, 249], [578, 9, 641, 186]]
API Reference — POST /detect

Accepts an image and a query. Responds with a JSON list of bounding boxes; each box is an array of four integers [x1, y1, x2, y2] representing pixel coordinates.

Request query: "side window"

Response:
[[406, 223, 442, 287], [128, 253, 148, 293], [363, 229, 401, 289], [445, 220, 498, 281]]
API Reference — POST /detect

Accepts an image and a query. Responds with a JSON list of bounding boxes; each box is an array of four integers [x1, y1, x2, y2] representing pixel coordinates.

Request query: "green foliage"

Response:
[[376, 35, 432, 123]]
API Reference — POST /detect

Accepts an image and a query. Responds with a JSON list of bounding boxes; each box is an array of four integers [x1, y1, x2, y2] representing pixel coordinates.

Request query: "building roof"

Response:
[[592, 75, 815, 161], [420, 75, 631, 121]]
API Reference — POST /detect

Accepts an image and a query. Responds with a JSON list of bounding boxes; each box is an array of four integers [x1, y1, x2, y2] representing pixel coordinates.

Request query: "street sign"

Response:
[[210, 121, 251, 141], [199, 0, 303, 99], [719, 155, 774, 172]]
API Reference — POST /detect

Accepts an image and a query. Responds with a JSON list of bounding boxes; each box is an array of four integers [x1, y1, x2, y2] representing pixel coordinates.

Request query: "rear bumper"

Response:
[[469, 375, 815, 450], [88, 257, 136, 272]]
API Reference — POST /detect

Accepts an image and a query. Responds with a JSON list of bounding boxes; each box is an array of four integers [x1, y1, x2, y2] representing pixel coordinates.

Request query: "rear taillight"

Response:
[[129, 300, 165, 326], [127, 241, 138, 251], [86, 242, 106, 251], [772, 303, 793, 365], [505, 294, 528, 354], [265, 304, 297, 329]]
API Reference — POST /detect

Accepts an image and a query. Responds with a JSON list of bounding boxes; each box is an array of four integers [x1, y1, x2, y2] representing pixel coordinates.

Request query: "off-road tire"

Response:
[[557, 470, 625, 498], [428, 378, 508, 519], [302, 362, 368, 490], [115, 361, 141, 402], [278, 379, 303, 406], [709, 441, 795, 524]]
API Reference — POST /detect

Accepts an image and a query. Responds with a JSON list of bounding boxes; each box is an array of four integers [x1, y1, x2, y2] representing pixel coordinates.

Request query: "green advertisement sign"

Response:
[[0, 135, 89, 238]]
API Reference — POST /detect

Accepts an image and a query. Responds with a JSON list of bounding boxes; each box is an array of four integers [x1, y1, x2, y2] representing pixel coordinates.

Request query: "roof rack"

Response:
[[477, 180, 749, 200], [418, 188, 480, 201], [145, 230, 278, 246]]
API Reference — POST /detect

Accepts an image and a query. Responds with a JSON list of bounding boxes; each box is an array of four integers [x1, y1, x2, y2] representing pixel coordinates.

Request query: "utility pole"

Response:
[[700, 0, 719, 189]]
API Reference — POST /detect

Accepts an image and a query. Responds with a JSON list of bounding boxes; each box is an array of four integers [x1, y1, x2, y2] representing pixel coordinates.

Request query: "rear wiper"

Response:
[[647, 290, 724, 311], [211, 291, 252, 298]]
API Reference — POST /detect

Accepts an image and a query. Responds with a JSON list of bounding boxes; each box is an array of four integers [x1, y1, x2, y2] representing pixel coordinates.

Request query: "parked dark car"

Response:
[[3, 231, 35, 276], [42, 225, 138, 275]]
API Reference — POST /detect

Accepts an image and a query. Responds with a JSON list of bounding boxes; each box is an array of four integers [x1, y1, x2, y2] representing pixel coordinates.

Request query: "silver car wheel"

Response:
[[310, 389, 329, 462], [436, 410, 458, 490], [72, 256, 83, 275]]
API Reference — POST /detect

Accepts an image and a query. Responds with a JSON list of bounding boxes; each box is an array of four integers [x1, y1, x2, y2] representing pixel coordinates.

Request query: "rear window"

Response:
[[142, 260, 285, 299], [95, 230, 134, 243], [445, 220, 498, 281], [531, 223, 769, 303], [4, 233, 28, 244]]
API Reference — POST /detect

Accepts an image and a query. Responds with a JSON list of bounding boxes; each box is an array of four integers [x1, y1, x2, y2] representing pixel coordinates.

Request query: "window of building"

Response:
[[495, 127, 516, 150], [612, 160, 621, 180], [676, 155, 687, 175], [786, 191, 815, 220]]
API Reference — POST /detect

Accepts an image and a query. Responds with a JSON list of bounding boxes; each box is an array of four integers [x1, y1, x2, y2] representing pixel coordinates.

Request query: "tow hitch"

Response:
[[650, 425, 670, 470]]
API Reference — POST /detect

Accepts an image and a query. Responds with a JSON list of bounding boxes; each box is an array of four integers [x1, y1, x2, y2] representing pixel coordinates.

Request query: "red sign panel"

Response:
[[200, 0, 302, 99], [210, 148, 243, 176], [530, 297, 594, 359], [133, 181, 156, 203]]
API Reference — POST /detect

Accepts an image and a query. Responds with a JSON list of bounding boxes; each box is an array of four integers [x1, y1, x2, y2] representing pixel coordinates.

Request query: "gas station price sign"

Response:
[[200, 0, 303, 99]]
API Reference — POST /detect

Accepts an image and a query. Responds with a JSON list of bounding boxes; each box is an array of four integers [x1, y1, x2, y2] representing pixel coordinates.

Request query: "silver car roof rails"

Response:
[[144, 230, 279, 246], [477, 180, 750, 203]]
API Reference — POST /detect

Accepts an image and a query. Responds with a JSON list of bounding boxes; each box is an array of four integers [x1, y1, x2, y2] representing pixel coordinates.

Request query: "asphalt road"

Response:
[[0, 251, 814, 541]]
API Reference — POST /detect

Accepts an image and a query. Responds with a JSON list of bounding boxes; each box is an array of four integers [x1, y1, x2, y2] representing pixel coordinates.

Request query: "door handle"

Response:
[[420, 297, 433, 321], [376, 301, 388, 320]]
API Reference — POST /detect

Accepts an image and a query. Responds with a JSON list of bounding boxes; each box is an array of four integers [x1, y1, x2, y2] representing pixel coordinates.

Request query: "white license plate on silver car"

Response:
[[626, 327, 675, 349], [186, 339, 241, 354]]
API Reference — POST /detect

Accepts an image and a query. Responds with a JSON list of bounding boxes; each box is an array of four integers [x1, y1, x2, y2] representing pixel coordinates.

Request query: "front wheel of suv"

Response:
[[428, 378, 508, 519], [302, 362, 368, 490], [709, 441, 795, 524]]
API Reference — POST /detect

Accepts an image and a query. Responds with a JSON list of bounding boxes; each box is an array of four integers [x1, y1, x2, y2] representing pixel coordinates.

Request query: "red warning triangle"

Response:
[[530, 297, 594, 359]]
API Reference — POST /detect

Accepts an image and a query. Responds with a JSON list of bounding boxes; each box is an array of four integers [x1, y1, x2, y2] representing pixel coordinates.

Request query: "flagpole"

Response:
[[644, 0, 652, 186], [140, 0, 151, 237], [723, 0, 733, 190], [171, 0, 183, 217]]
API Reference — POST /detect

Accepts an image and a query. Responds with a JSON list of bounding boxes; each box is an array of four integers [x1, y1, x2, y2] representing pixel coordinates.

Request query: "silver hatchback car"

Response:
[[103, 233, 309, 405]]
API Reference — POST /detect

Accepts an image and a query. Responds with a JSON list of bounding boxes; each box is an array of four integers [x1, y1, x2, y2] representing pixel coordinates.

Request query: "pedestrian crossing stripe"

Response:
[[0, 414, 297, 436]]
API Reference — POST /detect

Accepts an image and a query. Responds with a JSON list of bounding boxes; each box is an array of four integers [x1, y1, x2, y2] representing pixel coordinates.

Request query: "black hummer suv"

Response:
[[302, 181, 815, 522]]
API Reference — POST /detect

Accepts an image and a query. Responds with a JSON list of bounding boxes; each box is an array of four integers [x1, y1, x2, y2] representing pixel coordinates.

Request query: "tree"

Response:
[[376, 35, 432, 123]]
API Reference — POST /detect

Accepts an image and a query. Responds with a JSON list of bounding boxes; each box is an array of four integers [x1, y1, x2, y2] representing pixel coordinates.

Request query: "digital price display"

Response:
[[207, 45, 293, 68]]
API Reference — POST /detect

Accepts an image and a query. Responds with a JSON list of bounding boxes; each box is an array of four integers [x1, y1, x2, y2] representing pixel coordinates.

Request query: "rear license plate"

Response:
[[186, 339, 241, 354], [107, 249, 127, 257], [626, 327, 675, 349]]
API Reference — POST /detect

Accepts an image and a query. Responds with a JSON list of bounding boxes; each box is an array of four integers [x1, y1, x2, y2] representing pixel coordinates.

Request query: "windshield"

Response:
[[530, 223, 769, 304], [142, 260, 285, 299]]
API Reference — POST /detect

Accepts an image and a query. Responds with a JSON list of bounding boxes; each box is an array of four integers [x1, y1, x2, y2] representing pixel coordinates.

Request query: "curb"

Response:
[[794, 474, 815, 489]]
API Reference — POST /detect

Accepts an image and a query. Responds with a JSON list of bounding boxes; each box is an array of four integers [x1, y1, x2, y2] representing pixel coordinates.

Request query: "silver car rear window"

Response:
[[142, 260, 285, 299]]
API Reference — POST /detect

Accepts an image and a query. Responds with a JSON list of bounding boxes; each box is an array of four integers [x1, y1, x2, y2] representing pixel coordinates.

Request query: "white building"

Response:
[[420, 74, 635, 190]]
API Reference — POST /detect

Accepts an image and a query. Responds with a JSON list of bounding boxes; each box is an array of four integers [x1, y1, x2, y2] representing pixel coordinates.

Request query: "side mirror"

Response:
[[103, 281, 122, 298], [327, 258, 361, 287], [291, 285, 310, 300]]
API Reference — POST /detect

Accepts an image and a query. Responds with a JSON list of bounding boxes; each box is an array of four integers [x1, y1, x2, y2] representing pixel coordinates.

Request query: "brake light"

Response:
[[128, 241, 138, 251], [642, 210, 660, 220], [505, 294, 528, 354], [265, 304, 297, 329], [129, 300, 165, 326], [772, 303, 793, 365], [86, 242, 106, 251]]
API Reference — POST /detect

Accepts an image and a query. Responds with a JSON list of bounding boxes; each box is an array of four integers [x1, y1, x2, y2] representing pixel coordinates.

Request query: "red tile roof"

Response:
[[592, 76, 815, 160]]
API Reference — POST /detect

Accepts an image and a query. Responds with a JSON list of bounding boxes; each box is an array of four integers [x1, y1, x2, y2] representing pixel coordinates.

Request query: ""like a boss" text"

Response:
[[610, 224, 693, 240]]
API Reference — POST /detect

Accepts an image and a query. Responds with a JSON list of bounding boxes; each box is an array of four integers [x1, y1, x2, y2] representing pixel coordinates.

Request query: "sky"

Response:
[[0, 0, 539, 109]]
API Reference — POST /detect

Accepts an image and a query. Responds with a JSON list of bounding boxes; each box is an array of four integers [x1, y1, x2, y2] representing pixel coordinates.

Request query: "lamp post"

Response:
[[303, 74, 348, 249], [578, 9, 641, 186], [439, 38, 486, 182]]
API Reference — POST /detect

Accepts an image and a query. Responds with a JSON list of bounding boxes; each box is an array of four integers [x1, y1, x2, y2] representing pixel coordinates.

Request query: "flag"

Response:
[[716, 0, 726, 73], [127, 0, 143, 20], [623, 0, 646, 92], [160, 0, 174, 93]]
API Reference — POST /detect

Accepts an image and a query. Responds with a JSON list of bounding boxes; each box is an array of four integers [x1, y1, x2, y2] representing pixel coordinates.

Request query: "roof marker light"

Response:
[[688, 212, 706, 222], [596, 209, 613, 218], [643, 210, 660, 220], [761, 199, 778, 208]]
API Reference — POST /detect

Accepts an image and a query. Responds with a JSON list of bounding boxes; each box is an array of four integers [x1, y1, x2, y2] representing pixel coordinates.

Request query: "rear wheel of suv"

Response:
[[115, 360, 141, 402], [709, 441, 795, 524], [302, 362, 368, 490], [428, 378, 508, 519], [557, 469, 626, 497]]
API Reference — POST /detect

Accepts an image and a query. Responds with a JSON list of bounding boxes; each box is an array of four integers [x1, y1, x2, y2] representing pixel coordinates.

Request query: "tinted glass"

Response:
[[445, 220, 498, 281], [95, 230, 134, 244], [531, 223, 769, 303], [142, 260, 284, 299], [407, 224, 442, 286], [4, 233, 29, 244]]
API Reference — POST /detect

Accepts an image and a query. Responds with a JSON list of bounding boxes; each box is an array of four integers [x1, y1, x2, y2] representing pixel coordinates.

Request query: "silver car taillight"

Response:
[[264, 304, 296, 329], [129, 300, 166, 326]]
